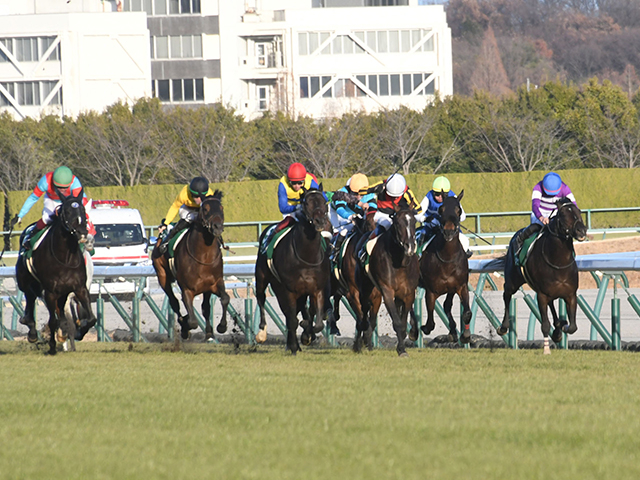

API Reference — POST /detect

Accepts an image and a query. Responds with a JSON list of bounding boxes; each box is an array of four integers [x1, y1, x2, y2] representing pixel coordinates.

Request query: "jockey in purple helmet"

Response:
[[515, 172, 577, 250]]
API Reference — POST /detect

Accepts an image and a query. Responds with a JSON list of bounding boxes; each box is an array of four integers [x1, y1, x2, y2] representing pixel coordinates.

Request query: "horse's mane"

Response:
[[557, 197, 572, 206], [211, 190, 223, 200]]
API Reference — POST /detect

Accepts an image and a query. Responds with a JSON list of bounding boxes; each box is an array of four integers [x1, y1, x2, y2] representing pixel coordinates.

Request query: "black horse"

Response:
[[355, 205, 419, 356], [497, 198, 587, 354], [255, 187, 331, 354], [152, 192, 230, 341], [16, 189, 96, 355], [327, 210, 376, 336], [416, 192, 471, 344]]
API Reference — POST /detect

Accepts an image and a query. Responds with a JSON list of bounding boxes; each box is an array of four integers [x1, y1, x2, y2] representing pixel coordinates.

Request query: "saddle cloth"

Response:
[[516, 232, 540, 267]]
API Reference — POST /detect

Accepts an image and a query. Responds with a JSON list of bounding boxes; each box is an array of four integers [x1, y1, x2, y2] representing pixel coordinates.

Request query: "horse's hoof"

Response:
[[543, 346, 551, 355], [206, 336, 215, 344], [216, 322, 227, 334], [56, 329, 67, 343], [256, 327, 267, 344], [19, 316, 30, 326], [180, 328, 190, 340], [299, 319, 310, 331], [551, 330, 563, 344], [329, 323, 341, 336], [27, 330, 38, 343], [313, 321, 324, 334], [421, 323, 435, 336], [460, 332, 471, 344], [563, 324, 577, 334], [398, 351, 409, 358], [408, 329, 419, 342], [447, 333, 458, 343], [301, 331, 312, 346], [496, 326, 508, 336]]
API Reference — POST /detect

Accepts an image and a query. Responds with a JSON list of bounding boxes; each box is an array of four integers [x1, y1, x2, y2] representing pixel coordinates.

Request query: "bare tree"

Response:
[[68, 99, 171, 187]]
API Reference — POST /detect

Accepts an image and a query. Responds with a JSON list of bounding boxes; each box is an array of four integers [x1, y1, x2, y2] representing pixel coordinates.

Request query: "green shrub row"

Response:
[[7, 168, 640, 243]]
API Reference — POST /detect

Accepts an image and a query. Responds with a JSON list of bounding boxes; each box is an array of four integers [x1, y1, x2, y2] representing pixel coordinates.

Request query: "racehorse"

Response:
[[16, 189, 96, 355], [327, 210, 376, 336], [416, 192, 471, 344], [254, 187, 331, 354], [354, 205, 419, 356], [497, 198, 587, 354], [152, 192, 230, 341]]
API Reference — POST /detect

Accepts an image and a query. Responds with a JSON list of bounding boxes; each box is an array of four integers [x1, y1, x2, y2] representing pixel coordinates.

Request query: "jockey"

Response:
[[357, 173, 421, 262], [14, 166, 95, 250], [329, 173, 377, 256], [514, 171, 578, 251], [157, 176, 214, 254], [262, 163, 328, 249], [415, 176, 472, 257]]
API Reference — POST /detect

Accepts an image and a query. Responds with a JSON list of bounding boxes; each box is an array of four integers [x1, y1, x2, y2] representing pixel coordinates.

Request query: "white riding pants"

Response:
[[179, 205, 199, 222]]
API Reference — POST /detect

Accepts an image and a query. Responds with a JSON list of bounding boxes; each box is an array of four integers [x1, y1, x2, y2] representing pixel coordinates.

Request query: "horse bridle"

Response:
[[301, 190, 327, 224], [541, 203, 582, 270], [185, 197, 224, 266], [57, 201, 85, 239]]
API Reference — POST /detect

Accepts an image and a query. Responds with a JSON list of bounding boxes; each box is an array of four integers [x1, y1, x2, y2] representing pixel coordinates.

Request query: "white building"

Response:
[[0, 0, 150, 119], [0, 0, 452, 120]]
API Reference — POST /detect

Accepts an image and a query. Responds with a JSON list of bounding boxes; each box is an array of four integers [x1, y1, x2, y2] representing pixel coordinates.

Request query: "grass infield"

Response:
[[1, 343, 639, 480]]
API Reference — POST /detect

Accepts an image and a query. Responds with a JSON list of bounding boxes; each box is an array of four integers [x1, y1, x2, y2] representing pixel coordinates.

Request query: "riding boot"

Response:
[[358, 225, 381, 264], [331, 233, 347, 262], [515, 223, 542, 253], [158, 219, 190, 254], [22, 219, 47, 252]]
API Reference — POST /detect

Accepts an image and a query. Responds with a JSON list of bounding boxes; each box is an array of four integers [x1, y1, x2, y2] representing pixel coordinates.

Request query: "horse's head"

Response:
[[555, 198, 587, 242], [391, 205, 417, 256], [55, 187, 88, 243], [438, 191, 464, 242], [198, 190, 224, 236], [301, 185, 329, 232]]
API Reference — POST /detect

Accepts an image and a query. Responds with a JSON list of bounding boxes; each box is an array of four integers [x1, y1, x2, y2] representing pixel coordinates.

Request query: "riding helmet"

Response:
[[287, 163, 307, 182], [348, 173, 369, 194], [432, 176, 451, 194], [542, 172, 562, 196], [53, 166, 74, 188], [385, 174, 407, 197], [189, 176, 209, 198]]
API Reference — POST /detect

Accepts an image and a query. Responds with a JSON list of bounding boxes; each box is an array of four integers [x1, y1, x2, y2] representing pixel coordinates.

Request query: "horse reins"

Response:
[[539, 203, 579, 270], [49, 215, 83, 269], [184, 197, 226, 266]]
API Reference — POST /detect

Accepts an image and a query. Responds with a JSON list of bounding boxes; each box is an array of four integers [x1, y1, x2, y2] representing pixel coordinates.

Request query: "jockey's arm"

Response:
[[415, 194, 431, 223], [406, 189, 422, 215], [162, 185, 190, 226], [278, 182, 297, 215], [17, 174, 48, 219]]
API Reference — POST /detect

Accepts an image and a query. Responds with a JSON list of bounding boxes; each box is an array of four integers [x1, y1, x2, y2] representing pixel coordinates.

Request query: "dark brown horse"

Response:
[[497, 198, 587, 354], [416, 192, 471, 344], [327, 210, 376, 336], [152, 192, 230, 341], [16, 189, 96, 355], [355, 205, 419, 356], [255, 187, 331, 354]]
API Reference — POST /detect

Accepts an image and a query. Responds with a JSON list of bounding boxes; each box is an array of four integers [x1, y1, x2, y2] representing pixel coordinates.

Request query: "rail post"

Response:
[[96, 281, 105, 342], [612, 279, 621, 351], [558, 299, 568, 349], [508, 297, 517, 349], [413, 292, 423, 348], [245, 297, 254, 345]]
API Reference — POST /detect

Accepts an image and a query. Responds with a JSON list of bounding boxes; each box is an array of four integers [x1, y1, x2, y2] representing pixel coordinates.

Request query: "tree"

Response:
[[68, 98, 171, 187], [471, 25, 512, 96]]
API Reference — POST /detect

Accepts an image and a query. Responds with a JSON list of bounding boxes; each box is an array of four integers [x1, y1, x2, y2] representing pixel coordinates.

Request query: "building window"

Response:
[[300, 77, 309, 98], [150, 0, 199, 15], [257, 86, 268, 111], [297, 29, 433, 56], [298, 73, 433, 99], [151, 35, 201, 59], [152, 78, 203, 103], [0, 36, 61, 63]]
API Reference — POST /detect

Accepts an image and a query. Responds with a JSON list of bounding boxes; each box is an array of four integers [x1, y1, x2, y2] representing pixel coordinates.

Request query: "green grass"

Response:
[[1, 343, 639, 480]]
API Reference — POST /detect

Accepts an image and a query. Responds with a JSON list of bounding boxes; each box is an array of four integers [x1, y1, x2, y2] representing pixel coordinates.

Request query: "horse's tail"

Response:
[[482, 255, 506, 271]]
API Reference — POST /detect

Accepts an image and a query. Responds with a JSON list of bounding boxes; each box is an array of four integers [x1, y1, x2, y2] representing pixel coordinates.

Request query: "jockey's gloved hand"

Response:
[[158, 219, 167, 233], [10, 215, 20, 228], [85, 233, 95, 250]]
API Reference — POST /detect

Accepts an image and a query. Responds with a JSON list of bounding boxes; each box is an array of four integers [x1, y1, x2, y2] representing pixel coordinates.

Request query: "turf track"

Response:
[[1, 342, 639, 480]]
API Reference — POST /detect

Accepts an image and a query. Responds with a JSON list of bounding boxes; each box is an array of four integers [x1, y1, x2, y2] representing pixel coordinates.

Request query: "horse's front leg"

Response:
[[254, 263, 269, 343], [549, 300, 564, 344], [73, 285, 96, 341], [178, 288, 197, 340], [537, 293, 552, 355], [381, 286, 408, 357], [279, 293, 301, 355], [421, 290, 438, 336], [212, 277, 230, 335], [43, 292, 60, 355], [202, 292, 214, 341], [363, 292, 381, 351], [563, 295, 578, 335], [20, 288, 39, 343], [458, 283, 472, 344], [443, 292, 458, 343]]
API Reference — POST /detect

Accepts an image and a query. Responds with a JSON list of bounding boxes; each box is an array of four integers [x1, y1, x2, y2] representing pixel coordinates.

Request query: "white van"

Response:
[[88, 200, 152, 295]]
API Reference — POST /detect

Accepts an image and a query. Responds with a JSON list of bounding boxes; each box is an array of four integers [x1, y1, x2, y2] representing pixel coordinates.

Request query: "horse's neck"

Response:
[[188, 224, 219, 255], [543, 226, 574, 256], [49, 222, 80, 259], [435, 231, 461, 257], [292, 221, 323, 262], [381, 227, 405, 264]]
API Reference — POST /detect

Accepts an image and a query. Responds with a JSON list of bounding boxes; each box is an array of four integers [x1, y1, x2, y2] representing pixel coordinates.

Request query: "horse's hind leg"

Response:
[[363, 293, 381, 351], [444, 292, 458, 343], [421, 290, 437, 336], [254, 262, 270, 343], [202, 292, 214, 341], [458, 284, 472, 344]]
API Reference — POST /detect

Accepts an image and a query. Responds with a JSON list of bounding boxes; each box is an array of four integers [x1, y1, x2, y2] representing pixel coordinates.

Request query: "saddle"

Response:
[[166, 227, 189, 277], [417, 234, 436, 256], [332, 231, 356, 286], [264, 226, 294, 281], [515, 231, 541, 267], [20, 224, 51, 260]]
